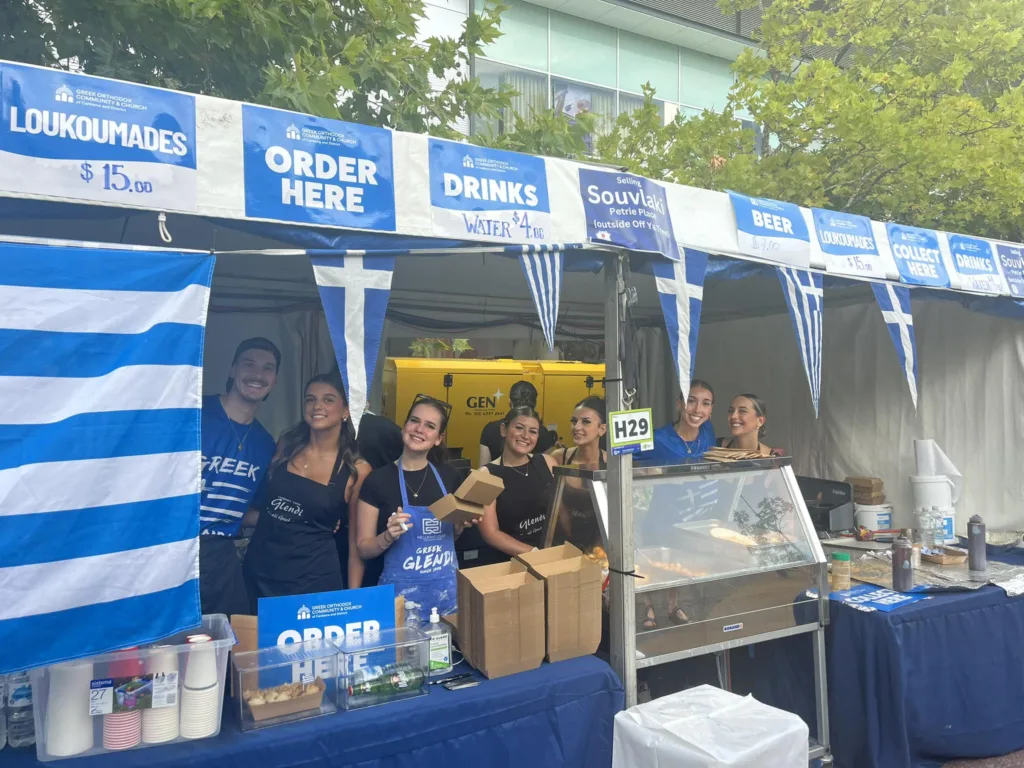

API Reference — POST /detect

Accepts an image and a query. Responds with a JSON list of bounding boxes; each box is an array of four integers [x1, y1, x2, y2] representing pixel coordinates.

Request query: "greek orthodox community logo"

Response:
[[296, 605, 311, 621], [285, 124, 301, 141]]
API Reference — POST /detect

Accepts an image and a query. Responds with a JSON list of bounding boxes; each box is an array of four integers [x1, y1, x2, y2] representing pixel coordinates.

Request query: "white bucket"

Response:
[[855, 503, 893, 531], [911, 475, 954, 510]]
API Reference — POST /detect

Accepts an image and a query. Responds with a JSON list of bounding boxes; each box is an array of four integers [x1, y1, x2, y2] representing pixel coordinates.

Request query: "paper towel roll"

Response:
[[913, 439, 963, 503]]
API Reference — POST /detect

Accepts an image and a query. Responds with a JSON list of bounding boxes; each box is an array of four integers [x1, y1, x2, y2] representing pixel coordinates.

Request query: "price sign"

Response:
[[608, 408, 654, 456]]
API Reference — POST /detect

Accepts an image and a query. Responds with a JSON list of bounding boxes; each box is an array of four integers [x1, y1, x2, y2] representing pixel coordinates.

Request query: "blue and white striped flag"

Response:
[[0, 242, 213, 673], [518, 246, 563, 351], [310, 252, 395, 432], [653, 250, 709, 399], [777, 267, 824, 416], [871, 283, 918, 409]]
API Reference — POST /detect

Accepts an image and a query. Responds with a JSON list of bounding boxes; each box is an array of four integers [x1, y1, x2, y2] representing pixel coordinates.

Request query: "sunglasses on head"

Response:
[[410, 394, 453, 426]]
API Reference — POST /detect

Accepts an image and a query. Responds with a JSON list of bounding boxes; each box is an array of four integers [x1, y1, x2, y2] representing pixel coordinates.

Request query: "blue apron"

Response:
[[378, 464, 458, 618]]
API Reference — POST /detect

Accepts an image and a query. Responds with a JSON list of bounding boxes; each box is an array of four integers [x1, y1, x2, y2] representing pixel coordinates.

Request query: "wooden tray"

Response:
[[921, 546, 968, 565]]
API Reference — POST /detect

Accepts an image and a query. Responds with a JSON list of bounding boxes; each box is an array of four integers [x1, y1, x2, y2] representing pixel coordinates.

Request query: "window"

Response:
[[618, 92, 666, 122], [475, 0, 549, 71], [552, 78, 616, 141], [549, 14, 617, 88], [680, 48, 734, 112], [473, 59, 548, 136], [619, 31, 679, 102]]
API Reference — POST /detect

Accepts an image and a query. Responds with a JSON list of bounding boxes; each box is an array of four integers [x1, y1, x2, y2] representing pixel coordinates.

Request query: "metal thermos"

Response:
[[968, 514, 987, 574], [892, 534, 914, 592]]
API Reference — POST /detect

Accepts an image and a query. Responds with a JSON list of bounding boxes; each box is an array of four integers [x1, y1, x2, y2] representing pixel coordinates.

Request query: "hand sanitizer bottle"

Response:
[[426, 607, 453, 677]]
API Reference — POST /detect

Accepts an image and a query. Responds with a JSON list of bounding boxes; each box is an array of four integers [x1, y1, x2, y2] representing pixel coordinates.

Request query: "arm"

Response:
[[546, 446, 566, 464], [478, 444, 492, 468], [479, 500, 532, 557], [346, 461, 372, 588], [543, 454, 559, 473], [355, 499, 410, 561]]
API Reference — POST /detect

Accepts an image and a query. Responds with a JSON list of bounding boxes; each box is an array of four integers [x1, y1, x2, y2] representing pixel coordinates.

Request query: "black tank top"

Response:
[[486, 454, 554, 549], [559, 447, 606, 552], [244, 461, 352, 598]]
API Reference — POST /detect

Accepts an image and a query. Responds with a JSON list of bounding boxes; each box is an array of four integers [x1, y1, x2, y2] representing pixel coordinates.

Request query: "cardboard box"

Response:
[[846, 476, 885, 490], [517, 544, 603, 663], [430, 468, 504, 526], [245, 678, 326, 722], [456, 561, 545, 679]]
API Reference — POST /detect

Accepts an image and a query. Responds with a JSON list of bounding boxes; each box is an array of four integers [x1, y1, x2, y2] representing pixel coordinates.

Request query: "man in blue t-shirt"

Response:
[[198, 337, 281, 617]]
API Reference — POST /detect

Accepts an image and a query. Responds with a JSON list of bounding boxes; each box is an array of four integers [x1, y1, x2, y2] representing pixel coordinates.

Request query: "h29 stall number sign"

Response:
[[608, 408, 654, 456]]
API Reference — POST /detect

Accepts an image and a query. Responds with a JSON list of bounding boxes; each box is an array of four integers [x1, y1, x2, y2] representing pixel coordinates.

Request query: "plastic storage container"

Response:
[[337, 627, 429, 711], [30, 614, 236, 762], [232, 639, 339, 731], [830, 552, 851, 592]]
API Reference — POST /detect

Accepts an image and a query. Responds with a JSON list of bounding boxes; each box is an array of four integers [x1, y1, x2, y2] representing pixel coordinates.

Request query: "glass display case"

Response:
[[542, 458, 829, 664]]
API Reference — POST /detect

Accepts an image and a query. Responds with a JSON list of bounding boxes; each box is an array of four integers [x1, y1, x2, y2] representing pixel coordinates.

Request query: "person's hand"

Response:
[[387, 509, 412, 541], [454, 515, 481, 536]]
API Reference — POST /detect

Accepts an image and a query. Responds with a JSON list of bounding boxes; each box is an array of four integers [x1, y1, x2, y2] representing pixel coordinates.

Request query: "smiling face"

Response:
[[680, 385, 714, 430], [303, 382, 348, 432], [403, 403, 445, 455], [727, 396, 765, 438], [570, 406, 607, 447], [501, 414, 541, 457], [230, 349, 278, 404]]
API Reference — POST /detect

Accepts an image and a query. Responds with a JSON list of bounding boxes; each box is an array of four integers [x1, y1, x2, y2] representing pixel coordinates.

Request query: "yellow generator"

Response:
[[382, 358, 605, 466]]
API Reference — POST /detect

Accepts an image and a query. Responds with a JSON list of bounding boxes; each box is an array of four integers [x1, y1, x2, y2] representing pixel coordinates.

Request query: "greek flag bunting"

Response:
[[518, 246, 564, 351], [871, 283, 919, 409], [653, 249, 709, 398], [0, 241, 213, 673], [310, 251, 395, 432], [777, 267, 824, 416]]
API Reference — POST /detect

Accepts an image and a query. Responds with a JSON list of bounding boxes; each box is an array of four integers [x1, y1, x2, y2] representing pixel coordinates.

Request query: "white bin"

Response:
[[613, 684, 808, 768]]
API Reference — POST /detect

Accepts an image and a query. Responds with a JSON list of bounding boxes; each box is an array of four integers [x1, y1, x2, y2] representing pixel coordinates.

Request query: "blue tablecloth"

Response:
[[8, 656, 623, 768], [735, 545, 1024, 768]]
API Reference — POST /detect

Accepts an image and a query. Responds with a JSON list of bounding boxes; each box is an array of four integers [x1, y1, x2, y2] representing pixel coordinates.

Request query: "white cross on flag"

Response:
[[777, 267, 824, 417], [653, 250, 709, 399], [310, 252, 395, 431], [871, 283, 919, 409]]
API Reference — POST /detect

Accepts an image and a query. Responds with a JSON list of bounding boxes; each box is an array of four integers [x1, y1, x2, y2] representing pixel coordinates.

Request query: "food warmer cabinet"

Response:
[[541, 457, 832, 763]]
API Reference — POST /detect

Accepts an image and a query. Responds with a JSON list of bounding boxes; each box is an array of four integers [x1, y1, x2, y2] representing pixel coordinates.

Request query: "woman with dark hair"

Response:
[[479, 406, 559, 559], [354, 395, 470, 616], [638, 381, 716, 464], [550, 396, 608, 466], [243, 372, 370, 604], [717, 394, 782, 457]]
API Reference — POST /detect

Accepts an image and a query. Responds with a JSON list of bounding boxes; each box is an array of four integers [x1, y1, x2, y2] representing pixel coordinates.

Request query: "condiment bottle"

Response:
[[968, 514, 987, 576], [830, 552, 851, 592], [892, 533, 914, 592]]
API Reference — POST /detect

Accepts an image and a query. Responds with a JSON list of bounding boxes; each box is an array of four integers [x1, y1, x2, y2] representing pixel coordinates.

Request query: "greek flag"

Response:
[[872, 283, 919, 409], [0, 241, 213, 673], [777, 267, 824, 416], [518, 246, 563, 351], [653, 250, 709, 398], [310, 252, 395, 432]]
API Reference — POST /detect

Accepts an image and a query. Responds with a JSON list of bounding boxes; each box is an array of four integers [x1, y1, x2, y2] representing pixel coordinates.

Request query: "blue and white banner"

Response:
[[0, 241, 212, 674], [729, 191, 811, 268], [429, 139, 551, 244], [518, 246, 563, 351], [871, 283, 918, 409], [777, 268, 823, 416], [946, 234, 1006, 295], [830, 583, 930, 612], [310, 252, 395, 432], [812, 208, 886, 279], [653, 250, 709, 399], [0, 62, 197, 212], [886, 223, 950, 288], [996, 243, 1024, 299], [242, 105, 396, 231], [579, 169, 679, 260]]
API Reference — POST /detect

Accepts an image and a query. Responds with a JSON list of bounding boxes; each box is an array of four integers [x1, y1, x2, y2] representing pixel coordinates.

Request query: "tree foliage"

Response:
[[597, 0, 1024, 240]]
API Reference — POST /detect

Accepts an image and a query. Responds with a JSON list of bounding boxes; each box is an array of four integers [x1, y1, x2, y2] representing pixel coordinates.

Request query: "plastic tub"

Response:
[[30, 614, 235, 762], [854, 503, 893, 532]]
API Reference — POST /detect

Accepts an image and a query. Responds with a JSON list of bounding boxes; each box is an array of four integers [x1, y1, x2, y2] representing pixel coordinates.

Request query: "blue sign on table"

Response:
[[0, 62, 197, 211], [996, 243, 1024, 298], [428, 139, 551, 243], [947, 234, 1003, 294], [812, 207, 885, 278], [831, 583, 931, 612], [728, 191, 810, 267], [242, 104, 396, 230], [257, 585, 396, 684], [579, 169, 679, 260], [886, 223, 950, 288]]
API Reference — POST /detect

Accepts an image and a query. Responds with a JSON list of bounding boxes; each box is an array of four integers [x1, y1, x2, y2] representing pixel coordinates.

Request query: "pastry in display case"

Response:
[[541, 458, 829, 664]]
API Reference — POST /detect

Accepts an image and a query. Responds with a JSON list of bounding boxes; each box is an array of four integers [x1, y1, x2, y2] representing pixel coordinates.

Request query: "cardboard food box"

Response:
[[517, 544, 603, 663], [429, 468, 504, 526], [456, 560, 545, 679], [245, 678, 326, 722]]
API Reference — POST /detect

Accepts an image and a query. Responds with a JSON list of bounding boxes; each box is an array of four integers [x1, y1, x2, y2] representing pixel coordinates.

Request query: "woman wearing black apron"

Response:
[[479, 406, 557, 558], [243, 372, 370, 605], [354, 396, 473, 618]]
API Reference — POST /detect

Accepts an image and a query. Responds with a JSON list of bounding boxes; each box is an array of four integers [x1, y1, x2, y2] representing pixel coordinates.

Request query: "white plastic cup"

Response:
[[45, 661, 95, 758]]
